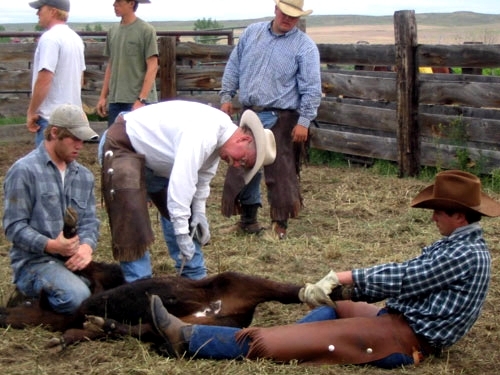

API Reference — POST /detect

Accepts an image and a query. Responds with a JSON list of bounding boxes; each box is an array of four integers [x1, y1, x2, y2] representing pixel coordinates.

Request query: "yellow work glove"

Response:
[[298, 270, 339, 308]]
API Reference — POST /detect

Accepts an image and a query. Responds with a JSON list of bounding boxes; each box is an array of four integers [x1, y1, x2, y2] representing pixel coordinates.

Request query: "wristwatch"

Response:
[[137, 97, 147, 104]]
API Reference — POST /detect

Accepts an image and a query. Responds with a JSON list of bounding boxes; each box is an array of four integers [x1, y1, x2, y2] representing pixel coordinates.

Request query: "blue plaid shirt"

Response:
[[220, 21, 322, 128], [3, 143, 99, 281], [352, 223, 491, 348]]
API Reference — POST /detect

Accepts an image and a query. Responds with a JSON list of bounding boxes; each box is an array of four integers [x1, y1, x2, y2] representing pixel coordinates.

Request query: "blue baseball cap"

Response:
[[29, 0, 70, 12]]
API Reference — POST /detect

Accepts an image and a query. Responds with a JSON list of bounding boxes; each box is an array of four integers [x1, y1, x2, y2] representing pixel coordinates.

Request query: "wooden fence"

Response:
[[1, 10, 499, 175]]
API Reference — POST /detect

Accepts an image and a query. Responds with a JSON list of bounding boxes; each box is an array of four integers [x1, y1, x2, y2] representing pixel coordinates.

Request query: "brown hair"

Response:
[[53, 8, 69, 22], [443, 209, 482, 224], [44, 125, 73, 141]]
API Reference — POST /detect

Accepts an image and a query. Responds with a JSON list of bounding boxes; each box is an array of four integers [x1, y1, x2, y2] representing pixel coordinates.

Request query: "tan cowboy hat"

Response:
[[274, 0, 313, 17], [240, 110, 277, 184], [411, 170, 500, 217]]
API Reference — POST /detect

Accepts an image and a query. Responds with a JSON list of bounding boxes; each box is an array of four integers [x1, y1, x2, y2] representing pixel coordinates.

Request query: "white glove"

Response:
[[190, 212, 210, 245], [176, 233, 196, 261], [298, 270, 340, 308]]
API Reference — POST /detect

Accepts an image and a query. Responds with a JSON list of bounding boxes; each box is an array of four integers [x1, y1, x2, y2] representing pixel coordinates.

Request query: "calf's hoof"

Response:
[[46, 337, 66, 353], [85, 315, 117, 333]]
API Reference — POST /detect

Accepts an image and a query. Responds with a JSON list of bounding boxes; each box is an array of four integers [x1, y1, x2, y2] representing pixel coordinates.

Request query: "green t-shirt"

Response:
[[105, 18, 158, 104]]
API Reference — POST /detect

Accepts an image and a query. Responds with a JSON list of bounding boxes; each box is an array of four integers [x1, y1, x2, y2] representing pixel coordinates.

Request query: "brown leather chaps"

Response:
[[236, 312, 426, 366], [101, 117, 154, 261], [221, 110, 304, 221]]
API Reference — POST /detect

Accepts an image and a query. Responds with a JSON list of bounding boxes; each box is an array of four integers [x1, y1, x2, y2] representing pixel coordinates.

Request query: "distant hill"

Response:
[[2, 11, 499, 32]]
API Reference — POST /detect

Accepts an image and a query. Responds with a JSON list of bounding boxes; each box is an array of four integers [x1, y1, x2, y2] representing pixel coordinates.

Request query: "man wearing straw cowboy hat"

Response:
[[149, 170, 500, 368], [100, 101, 276, 282], [220, 0, 322, 239]]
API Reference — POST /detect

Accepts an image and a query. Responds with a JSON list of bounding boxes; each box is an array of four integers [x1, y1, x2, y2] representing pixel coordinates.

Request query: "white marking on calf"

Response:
[[192, 300, 222, 317]]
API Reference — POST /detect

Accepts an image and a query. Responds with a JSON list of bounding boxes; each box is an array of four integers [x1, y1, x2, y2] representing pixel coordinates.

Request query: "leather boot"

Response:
[[150, 294, 191, 358], [239, 204, 265, 234]]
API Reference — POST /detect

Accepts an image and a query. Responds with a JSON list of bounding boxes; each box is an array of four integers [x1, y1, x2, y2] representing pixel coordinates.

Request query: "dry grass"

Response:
[[1, 140, 499, 375], [306, 23, 500, 44]]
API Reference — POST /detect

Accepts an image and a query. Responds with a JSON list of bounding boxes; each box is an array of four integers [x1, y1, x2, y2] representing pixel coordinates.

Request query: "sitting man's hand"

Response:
[[299, 270, 340, 308]]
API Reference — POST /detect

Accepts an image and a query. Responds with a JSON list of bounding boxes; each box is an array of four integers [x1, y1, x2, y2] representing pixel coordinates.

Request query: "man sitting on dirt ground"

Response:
[[3, 104, 100, 314], [149, 170, 500, 368]]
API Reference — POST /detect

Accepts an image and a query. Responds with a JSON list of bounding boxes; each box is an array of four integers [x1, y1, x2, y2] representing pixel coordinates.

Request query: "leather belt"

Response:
[[243, 106, 286, 113]]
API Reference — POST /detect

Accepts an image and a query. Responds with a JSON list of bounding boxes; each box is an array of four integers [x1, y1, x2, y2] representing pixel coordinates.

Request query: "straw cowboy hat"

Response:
[[274, 0, 313, 17], [239, 110, 277, 185], [411, 170, 500, 217]]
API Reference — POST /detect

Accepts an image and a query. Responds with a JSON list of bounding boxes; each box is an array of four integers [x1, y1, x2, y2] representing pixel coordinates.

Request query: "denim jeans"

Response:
[[98, 131, 207, 281], [238, 111, 278, 206], [35, 116, 49, 146], [187, 306, 415, 368], [107, 103, 133, 127], [15, 259, 91, 313], [147, 171, 207, 280], [160, 216, 207, 280]]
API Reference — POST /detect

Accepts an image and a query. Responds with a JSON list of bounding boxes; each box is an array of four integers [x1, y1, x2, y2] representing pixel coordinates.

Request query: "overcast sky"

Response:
[[1, 0, 499, 24]]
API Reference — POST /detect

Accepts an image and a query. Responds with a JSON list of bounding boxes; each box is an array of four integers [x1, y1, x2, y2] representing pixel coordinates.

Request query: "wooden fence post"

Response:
[[159, 36, 176, 100], [394, 10, 420, 177]]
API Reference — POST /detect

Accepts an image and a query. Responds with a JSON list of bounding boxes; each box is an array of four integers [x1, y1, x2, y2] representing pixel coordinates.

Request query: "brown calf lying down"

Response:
[[0, 261, 302, 351]]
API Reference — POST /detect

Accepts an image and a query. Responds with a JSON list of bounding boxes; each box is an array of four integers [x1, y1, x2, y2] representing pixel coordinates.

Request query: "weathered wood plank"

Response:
[[176, 66, 225, 90], [317, 44, 396, 66], [175, 42, 234, 61], [0, 70, 31, 91], [417, 44, 500, 68], [317, 100, 397, 134], [419, 80, 500, 107], [321, 71, 396, 101], [309, 126, 500, 173]]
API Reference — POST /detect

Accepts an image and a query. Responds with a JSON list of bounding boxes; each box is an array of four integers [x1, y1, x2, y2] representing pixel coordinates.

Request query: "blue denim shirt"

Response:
[[220, 21, 322, 128], [3, 143, 99, 281]]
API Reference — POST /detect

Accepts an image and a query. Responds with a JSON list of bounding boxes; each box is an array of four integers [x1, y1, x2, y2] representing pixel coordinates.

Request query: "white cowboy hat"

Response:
[[239, 110, 277, 184], [274, 0, 313, 17]]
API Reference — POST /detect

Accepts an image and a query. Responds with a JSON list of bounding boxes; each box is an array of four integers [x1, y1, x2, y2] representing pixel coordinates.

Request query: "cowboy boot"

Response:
[[150, 294, 192, 358], [239, 204, 265, 234]]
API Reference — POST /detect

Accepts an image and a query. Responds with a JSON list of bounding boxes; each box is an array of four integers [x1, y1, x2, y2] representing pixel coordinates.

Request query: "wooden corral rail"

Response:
[[1, 10, 500, 175]]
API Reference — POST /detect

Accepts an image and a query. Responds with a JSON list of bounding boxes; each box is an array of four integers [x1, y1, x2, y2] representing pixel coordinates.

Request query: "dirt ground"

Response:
[[1, 138, 499, 375]]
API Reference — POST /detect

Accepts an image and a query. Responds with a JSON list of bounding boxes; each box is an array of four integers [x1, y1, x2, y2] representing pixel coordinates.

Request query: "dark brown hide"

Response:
[[0, 262, 302, 348]]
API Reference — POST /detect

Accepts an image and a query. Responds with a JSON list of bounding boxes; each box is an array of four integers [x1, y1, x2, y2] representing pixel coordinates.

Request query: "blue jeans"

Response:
[[186, 306, 414, 368], [107, 103, 133, 127], [15, 259, 91, 313], [160, 216, 207, 280], [147, 171, 207, 280], [35, 117, 49, 146], [238, 111, 278, 206], [98, 131, 207, 281]]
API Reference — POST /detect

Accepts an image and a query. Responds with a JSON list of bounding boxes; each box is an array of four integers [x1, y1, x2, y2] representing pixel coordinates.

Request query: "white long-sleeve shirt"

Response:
[[124, 100, 236, 235]]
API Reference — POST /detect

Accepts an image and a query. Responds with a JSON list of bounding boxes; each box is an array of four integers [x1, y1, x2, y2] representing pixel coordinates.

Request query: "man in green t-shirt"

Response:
[[96, 0, 158, 126]]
